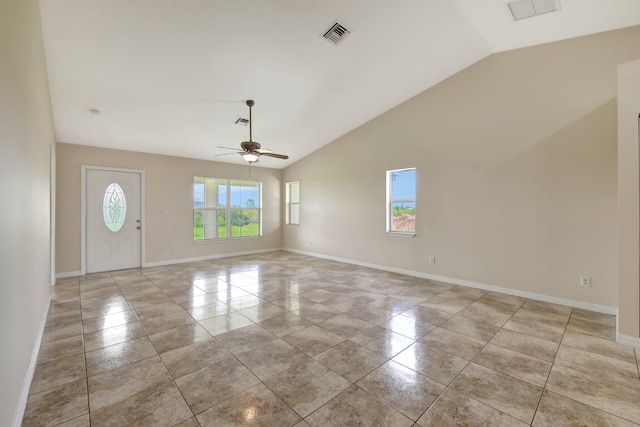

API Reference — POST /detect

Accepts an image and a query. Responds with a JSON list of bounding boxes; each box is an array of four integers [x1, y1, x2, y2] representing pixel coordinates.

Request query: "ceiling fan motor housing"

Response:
[[241, 141, 261, 152]]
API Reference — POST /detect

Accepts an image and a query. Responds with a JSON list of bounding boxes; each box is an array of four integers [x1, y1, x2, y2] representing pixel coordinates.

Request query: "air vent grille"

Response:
[[322, 21, 350, 45], [507, 0, 559, 20], [234, 117, 249, 126]]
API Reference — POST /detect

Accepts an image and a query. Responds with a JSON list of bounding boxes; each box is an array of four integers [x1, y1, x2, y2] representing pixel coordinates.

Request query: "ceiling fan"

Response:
[[217, 100, 289, 164]]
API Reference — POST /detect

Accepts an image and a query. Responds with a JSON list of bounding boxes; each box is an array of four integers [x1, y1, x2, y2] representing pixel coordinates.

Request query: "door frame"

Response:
[[81, 165, 146, 275]]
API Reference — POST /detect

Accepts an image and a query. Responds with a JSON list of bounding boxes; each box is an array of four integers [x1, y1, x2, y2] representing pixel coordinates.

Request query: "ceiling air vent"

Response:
[[234, 117, 249, 126], [322, 21, 350, 45], [507, 0, 559, 20]]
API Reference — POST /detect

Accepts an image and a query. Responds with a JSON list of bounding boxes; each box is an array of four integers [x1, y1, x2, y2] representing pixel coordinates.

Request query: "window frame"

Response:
[[193, 177, 262, 241], [386, 167, 416, 236], [285, 181, 300, 226]]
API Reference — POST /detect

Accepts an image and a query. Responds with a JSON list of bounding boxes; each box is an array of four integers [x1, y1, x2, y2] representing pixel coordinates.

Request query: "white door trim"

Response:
[[81, 165, 146, 275]]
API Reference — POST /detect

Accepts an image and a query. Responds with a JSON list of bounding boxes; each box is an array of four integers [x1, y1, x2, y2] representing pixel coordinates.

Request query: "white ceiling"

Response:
[[39, 0, 640, 168]]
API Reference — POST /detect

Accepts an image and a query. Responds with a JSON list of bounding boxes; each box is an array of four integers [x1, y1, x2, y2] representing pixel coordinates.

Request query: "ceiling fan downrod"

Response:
[[247, 99, 254, 143]]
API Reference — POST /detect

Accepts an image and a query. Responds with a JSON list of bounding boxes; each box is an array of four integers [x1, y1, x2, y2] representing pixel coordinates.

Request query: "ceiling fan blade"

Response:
[[254, 148, 273, 154], [217, 146, 242, 151], [214, 152, 242, 156], [260, 152, 289, 160]]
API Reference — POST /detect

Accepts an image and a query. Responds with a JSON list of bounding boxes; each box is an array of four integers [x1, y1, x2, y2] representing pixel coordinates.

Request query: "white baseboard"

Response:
[[55, 248, 284, 277], [283, 248, 617, 315], [142, 247, 283, 268], [616, 333, 640, 348], [55, 270, 82, 279], [56, 247, 636, 345], [13, 300, 50, 427]]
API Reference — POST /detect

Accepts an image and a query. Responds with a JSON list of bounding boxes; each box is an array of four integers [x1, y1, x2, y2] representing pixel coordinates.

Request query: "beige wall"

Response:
[[284, 26, 640, 310], [617, 58, 640, 339], [0, 0, 55, 425], [56, 143, 283, 274]]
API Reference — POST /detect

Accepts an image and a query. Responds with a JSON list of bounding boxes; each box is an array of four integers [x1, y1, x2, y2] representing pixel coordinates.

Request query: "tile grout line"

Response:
[[529, 306, 573, 425], [423, 297, 547, 425], [79, 275, 91, 427], [411, 299, 512, 425], [142, 266, 203, 426]]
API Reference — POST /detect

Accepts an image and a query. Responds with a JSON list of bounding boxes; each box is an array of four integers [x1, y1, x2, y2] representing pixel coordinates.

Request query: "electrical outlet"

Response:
[[309, 240, 313, 246], [580, 276, 591, 287], [429, 256, 436, 264], [160, 209, 168, 216], [171, 245, 177, 252]]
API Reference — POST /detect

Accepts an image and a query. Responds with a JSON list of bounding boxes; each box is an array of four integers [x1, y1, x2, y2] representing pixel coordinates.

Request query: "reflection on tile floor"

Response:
[[22, 251, 640, 426]]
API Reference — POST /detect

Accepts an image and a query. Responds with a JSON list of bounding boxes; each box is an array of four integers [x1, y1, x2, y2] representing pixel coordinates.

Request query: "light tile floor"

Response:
[[22, 251, 640, 426]]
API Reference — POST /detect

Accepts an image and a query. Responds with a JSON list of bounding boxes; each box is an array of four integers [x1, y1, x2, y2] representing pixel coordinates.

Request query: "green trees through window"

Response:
[[193, 177, 261, 240]]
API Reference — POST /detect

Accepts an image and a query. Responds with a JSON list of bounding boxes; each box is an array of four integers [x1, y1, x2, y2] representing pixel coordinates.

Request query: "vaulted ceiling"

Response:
[[39, 0, 640, 168]]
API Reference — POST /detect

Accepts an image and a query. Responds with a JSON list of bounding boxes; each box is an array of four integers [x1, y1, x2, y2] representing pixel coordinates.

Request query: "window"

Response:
[[193, 177, 261, 240], [286, 181, 299, 225], [386, 168, 416, 234]]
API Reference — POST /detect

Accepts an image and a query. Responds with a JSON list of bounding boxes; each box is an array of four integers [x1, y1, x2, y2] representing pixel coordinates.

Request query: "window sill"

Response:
[[386, 231, 416, 238], [194, 236, 262, 243], [285, 224, 299, 228]]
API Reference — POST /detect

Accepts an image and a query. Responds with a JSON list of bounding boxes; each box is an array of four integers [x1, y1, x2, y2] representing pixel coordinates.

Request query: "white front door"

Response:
[[86, 169, 142, 273]]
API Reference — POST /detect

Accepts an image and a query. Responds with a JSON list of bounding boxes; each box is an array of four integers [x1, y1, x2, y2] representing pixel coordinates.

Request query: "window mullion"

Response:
[[194, 176, 261, 240], [226, 179, 231, 238]]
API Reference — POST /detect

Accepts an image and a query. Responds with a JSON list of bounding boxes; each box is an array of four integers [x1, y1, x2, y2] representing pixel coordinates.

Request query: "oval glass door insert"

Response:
[[103, 183, 126, 232]]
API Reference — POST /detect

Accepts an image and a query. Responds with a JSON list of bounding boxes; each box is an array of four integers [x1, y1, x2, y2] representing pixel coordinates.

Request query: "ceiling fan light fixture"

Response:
[[242, 152, 259, 163]]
